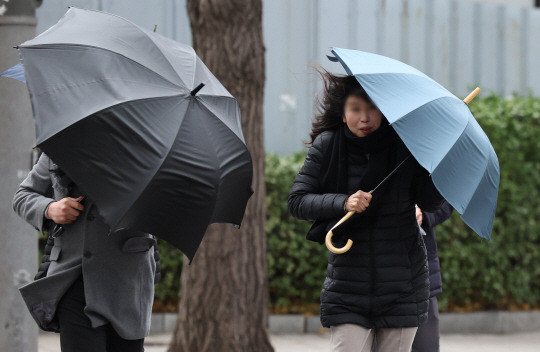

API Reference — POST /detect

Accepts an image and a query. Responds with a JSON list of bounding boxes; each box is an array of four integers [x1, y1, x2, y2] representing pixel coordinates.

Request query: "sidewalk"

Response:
[[39, 330, 540, 352]]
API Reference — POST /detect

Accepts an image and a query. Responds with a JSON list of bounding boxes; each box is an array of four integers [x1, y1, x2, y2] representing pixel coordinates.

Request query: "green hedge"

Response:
[[153, 239, 183, 312], [154, 94, 540, 313], [265, 153, 326, 314], [435, 94, 540, 311]]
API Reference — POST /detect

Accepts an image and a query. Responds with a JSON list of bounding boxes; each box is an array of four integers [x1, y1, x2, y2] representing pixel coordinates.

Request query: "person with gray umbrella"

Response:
[[14, 7, 253, 261], [9, 7, 253, 351], [13, 154, 159, 352]]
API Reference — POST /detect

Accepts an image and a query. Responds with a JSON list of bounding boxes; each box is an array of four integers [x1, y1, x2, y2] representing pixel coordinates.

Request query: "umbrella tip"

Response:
[[326, 54, 338, 62], [190, 82, 205, 96], [153, 25, 157, 33]]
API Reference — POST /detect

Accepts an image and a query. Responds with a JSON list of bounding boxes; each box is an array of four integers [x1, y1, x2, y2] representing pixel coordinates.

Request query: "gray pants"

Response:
[[330, 324, 418, 352], [412, 296, 440, 352]]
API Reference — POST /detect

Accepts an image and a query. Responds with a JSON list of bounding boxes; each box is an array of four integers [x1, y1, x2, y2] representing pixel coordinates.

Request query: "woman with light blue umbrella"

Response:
[[289, 70, 444, 352], [289, 48, 498, 351]]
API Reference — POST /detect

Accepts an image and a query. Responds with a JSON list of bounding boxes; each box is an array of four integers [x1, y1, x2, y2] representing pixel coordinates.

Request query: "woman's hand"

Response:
[[344, 190, 372, 213], [46, 196, 85, 224]]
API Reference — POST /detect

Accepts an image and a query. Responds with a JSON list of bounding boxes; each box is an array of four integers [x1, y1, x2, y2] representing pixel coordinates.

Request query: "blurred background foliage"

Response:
[[151, 94, 540, 313]]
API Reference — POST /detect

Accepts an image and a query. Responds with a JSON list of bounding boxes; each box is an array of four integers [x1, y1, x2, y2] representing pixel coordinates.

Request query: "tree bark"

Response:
[[168, 0, 272, 351]]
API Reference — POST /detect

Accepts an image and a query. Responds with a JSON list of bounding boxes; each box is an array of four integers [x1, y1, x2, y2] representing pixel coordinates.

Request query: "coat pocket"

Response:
[[122, 237, 156, 253]]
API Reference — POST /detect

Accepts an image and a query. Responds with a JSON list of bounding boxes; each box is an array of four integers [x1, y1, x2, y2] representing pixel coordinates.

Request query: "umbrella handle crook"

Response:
[[325, 211, 355, 254], [464, 87, 481, 104]]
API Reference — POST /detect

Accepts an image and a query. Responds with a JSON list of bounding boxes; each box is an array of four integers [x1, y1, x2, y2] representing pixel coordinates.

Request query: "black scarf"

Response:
[[306, 123, 403, 243]]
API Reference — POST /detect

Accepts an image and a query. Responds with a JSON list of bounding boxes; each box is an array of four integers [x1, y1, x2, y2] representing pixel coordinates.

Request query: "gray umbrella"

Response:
[[17, 8, 253, 260]]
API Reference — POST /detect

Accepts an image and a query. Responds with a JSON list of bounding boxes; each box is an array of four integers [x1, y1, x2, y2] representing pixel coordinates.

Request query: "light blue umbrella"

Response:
[[0, 63, 26, 83], [330, 47, 499, 240]]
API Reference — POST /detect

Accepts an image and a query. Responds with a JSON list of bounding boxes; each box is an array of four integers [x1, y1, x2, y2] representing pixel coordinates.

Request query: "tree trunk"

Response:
[[168, 1, 272, 351]]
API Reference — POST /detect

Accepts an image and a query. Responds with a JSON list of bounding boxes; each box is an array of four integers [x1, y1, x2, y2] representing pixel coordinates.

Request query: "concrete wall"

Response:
[[467, 0, 533, 7]]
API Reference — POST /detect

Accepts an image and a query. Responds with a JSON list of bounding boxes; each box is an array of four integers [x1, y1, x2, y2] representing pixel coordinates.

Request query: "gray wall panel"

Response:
[[503, 6, 526, 96], [526, 9, 540, 95], [407, 0, 428, 73], [479, 4, 500, 95], [455, 0, 477, 97], [432, 0, 451, 90]]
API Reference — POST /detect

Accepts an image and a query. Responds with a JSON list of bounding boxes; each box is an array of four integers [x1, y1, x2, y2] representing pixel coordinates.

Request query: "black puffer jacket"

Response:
[[288, 129, 443, 329]]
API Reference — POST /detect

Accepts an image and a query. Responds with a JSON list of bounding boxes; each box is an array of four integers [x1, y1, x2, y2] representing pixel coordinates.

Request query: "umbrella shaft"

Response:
[[369, 154, 411, 194]]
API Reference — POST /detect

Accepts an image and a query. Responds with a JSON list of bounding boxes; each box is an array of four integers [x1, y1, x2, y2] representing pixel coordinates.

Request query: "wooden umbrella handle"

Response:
[[325, 211, 355, 254], [464, 87, 481, 104]]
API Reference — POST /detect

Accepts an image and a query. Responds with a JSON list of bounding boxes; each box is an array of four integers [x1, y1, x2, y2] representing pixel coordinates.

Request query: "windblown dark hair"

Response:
[[307, 68, 374, 145]]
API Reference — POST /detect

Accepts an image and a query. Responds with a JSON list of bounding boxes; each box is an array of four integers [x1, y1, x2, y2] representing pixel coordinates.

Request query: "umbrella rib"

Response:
[[197, 93, 238, 100]]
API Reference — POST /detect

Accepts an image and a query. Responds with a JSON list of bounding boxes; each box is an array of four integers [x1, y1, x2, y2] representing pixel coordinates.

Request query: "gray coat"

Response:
[[13, 154, 156, 340]]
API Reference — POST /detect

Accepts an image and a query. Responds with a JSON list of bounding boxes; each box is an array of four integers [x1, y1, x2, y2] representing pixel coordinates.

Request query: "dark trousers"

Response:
[[55, 275, 144, 352], [412, 296, 440, 352]]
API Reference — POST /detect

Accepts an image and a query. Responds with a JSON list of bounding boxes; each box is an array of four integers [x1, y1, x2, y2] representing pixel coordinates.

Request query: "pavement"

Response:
[[38, 330, 540, 352]]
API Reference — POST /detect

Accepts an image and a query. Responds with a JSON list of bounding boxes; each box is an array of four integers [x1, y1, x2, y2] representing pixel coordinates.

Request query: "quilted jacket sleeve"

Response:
[[422, 200, 453, 229], [288, 132, 348, 221]]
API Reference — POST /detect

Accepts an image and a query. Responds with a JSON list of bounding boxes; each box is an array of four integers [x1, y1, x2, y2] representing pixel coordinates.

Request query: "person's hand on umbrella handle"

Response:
[[46, 196, 84, 224], [344, 190, 372, 213], [326, 191, 372, 254]]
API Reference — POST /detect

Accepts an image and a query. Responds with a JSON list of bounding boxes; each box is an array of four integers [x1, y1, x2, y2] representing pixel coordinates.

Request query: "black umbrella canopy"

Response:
[[19, 8, 253, 260]]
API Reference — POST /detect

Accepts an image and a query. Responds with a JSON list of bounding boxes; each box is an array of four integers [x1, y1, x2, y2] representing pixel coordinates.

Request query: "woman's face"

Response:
[[342, 95, 383, 137]]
